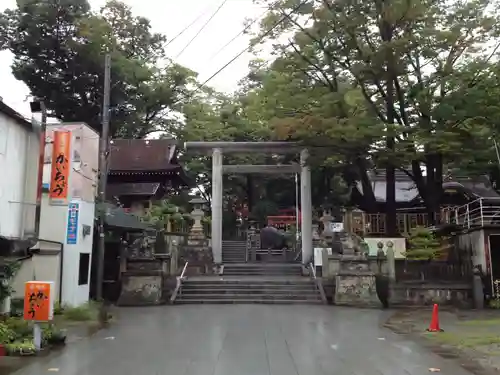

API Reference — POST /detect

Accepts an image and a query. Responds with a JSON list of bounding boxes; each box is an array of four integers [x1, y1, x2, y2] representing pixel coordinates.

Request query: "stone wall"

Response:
[[321, 248, 472, 308], [117, 257, 173, 306], [178, 244, 214, 276], [335, 274, 380, 307], [390, 282, 473, 308], [118, 273, 163, 306]]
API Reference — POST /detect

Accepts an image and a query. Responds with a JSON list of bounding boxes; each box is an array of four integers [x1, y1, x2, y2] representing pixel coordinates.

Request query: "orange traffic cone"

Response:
[[427, 304, 443, 332]]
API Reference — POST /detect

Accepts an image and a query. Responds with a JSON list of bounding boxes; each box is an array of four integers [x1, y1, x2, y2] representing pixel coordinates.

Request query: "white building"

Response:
[[0, 100, 40, 250], [38, 123, 99, 306], [6, 115, 100, 307]]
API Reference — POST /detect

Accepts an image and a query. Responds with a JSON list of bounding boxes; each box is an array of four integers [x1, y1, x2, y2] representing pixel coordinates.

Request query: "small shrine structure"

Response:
[[106, 139, 189, 215]]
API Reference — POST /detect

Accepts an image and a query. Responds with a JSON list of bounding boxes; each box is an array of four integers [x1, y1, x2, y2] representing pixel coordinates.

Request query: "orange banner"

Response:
[[49, 131, 71, 200], [23, 282, 52, 321]]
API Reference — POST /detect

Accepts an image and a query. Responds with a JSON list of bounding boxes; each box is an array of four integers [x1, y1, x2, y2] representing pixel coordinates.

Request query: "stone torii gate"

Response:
[[184, 141, 313, 266]]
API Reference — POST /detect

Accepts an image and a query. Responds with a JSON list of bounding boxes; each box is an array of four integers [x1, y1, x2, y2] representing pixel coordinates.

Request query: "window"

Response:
[[78, 253, 90, 285]]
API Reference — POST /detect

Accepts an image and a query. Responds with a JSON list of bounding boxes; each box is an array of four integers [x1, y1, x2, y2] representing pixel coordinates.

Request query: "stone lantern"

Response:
[[188, 196, 207, 244]]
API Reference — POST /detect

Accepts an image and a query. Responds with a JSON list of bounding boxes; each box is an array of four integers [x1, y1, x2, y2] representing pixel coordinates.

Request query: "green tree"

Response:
[[251, 0, 500, 231], [0, 0, 195, 137], [404, 227, 443, 260]]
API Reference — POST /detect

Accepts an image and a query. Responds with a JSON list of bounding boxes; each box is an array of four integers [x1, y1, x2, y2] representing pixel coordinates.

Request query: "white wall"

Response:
[[61, 200, 94, 306], [39, 196, 95, 307], [0, 112, 30, 238], [11, 243, 62, 302], [39, 123, 98, 306]]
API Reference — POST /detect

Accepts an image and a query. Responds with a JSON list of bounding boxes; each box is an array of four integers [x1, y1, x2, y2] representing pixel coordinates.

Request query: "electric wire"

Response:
[[172, 0, 310, 106], [174, 0, 229, 59], [164, 5, 217, 48], [207, 6, 270, 62]]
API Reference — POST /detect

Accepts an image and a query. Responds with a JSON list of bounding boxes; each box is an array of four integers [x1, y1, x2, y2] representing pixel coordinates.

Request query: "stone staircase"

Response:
[[222, 240, 246, 263], [175, 263, 323, 304], [223, 263, 302, 276]]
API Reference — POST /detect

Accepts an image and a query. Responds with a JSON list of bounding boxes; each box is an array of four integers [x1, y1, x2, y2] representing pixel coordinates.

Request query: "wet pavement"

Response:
[[12, 305, 476, 375]]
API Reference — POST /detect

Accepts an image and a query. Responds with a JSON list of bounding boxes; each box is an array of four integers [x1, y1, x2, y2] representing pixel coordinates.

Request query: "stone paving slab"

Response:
[[11, 305, 477, 375]]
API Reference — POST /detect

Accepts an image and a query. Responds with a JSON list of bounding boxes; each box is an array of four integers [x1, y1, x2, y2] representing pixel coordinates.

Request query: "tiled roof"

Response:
[[103, 203, 152, 231], [108, 139, 180, 172], [107, 183, 160, 197], [356, 171, 500, 202]]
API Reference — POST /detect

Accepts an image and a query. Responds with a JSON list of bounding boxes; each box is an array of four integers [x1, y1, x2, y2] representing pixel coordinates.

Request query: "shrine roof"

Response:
[[103, 203, 152, 231], [108, 139, 182, 173], [355, 169, 500, 203], [107, 182, 160, 197]]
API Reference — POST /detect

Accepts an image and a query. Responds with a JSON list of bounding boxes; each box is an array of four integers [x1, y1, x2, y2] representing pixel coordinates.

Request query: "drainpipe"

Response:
[[30, 100, 47, 242]]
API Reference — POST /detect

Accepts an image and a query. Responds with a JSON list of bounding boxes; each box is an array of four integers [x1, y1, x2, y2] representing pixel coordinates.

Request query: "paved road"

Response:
[[14, 305, 474, 375]]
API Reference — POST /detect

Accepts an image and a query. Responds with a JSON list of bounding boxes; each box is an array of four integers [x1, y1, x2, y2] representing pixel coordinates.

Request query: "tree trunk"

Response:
[[383, 19, 397, 236], [246, 175, 253, 212]]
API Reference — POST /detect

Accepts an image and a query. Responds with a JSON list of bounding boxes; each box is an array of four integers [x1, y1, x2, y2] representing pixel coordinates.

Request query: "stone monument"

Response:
[[332, 229, 381, 307], [178, 196, 214, 275], [188, 196, 207, 246]]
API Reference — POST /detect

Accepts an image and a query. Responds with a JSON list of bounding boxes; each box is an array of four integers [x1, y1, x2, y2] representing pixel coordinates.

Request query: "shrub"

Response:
[[0, 323, 16, 344], [5, 318, 31, 339], [62, 302, 98, 321], [404, 227, 443, 260]]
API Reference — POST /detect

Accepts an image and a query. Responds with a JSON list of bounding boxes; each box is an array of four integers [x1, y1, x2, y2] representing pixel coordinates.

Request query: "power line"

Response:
[[175, 0, 229, 59], [176, 0, 310, 104], [207, 6, 270, 62], [164, 5, 216, 48]]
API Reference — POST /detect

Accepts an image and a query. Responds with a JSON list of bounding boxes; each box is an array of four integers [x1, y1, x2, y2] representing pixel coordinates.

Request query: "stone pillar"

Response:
[[386, 241, 396, 281], [211, 148, 223, 264], [300, 149, 313, 264]]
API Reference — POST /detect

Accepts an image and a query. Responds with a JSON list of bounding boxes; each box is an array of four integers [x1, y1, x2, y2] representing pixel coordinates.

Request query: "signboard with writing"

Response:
[[66, 202, 80, 245], [314, 247, 332, 266], [23, 281, 54, 322], [49, 131, 71, 204], [329, 222, 344, 232]]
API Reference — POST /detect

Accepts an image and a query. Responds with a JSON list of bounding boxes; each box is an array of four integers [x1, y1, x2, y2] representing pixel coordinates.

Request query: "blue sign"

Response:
[[66, 202, 80, 245]]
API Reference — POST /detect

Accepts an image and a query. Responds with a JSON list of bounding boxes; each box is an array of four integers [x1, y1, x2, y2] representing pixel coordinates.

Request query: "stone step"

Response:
[[182, 285, 317, 292], [223, 271, 301, 276], [175, 299, 324, 304], [182, 279, 313, 286], [175, 275, 322, 305], [178, 293, 321, 300]]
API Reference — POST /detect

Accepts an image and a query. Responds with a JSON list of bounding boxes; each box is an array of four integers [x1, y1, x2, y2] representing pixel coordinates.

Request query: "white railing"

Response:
[[308, 262, 327, 304], [170, 261, 188, 303], [441, 198, 500, 229]]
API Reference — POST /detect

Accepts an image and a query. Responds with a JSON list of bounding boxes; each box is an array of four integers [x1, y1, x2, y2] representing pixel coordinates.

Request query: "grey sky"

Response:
[[0, 0, 263, 117]]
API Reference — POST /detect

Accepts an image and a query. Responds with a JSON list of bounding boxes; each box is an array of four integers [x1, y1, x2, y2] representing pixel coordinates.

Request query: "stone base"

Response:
[[117, 272, 163, 306], [179, 245, 213, 275], [335, 273, 381, 307]]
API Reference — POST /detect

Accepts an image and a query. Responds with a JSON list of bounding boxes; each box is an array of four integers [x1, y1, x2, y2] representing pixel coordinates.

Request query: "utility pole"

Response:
[[96, 54, 111, 309]]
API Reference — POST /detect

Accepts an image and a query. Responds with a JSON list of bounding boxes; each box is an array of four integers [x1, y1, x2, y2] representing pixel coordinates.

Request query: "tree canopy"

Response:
[[3, 0, 500, 227], [0, 0, 195, 137], [238, 0, 500, 231]]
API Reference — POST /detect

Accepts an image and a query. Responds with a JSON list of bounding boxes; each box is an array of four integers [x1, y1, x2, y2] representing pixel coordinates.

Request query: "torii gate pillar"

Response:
[[211, 148, 223, 264], [300, 149, 313, 264]]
